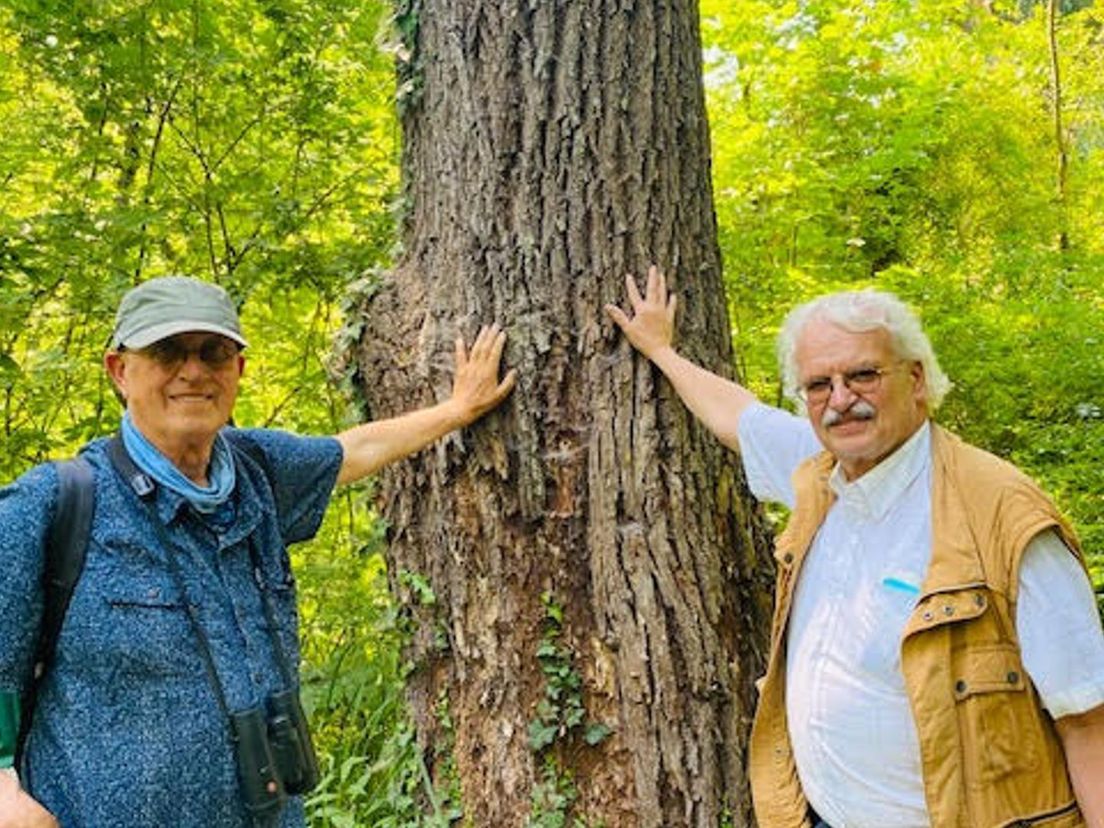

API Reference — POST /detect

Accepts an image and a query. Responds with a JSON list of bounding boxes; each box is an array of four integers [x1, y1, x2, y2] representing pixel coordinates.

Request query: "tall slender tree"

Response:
[[345, 2, 774, 825]]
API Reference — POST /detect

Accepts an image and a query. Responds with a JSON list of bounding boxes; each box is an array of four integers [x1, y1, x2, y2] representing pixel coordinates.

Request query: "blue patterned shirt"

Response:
[[0, 428, 343, 827]]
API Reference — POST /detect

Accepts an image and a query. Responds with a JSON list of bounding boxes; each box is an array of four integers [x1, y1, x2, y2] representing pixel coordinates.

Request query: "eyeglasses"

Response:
[[129, 336, 240, 369], [797, 363, 906, 405]]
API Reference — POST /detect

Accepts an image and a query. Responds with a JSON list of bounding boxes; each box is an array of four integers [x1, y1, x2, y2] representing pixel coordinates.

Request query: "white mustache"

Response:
[[821, 399, 877, 428]]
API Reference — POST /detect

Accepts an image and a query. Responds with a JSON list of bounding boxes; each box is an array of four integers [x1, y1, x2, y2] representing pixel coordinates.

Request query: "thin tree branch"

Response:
[[135, 79, 183, 280], [210, 109, 266, 175], [1046, 0, 1069, 251]]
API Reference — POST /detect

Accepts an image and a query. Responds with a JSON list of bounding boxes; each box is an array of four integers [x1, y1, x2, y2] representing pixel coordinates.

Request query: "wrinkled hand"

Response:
[[604, 264, 677, 359], [0, 772, 59, 828], [450, 324, 518, 424]]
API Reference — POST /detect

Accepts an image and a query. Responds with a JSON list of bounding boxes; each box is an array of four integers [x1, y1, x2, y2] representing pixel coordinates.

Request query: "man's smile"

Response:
[[169, 392, 215, 403]]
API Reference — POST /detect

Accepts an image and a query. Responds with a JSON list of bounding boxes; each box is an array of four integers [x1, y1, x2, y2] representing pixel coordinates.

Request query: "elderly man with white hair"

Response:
[[607, 266, 1104, 828]]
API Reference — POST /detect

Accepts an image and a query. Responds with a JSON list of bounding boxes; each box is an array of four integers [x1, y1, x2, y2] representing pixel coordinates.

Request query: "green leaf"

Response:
[[527, 720, 558, 751], [584, 723, 612, 746]]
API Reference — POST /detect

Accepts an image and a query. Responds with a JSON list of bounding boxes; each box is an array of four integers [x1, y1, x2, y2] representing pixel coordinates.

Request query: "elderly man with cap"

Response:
[[0, 275, 516, 827], [607, 266, 1104, 828]]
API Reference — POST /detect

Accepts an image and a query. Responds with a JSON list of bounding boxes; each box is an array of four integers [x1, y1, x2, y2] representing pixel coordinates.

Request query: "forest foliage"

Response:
[[1, 0, 1102, 824]]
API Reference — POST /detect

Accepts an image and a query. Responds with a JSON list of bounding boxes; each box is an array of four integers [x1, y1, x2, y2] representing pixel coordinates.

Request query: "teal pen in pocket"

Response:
[[882, 576, 921, 595]]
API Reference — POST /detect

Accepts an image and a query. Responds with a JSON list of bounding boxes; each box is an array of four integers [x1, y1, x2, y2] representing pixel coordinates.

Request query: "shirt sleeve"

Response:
[[1017, 529, 1104, 719], [736, 402, 824, 509], [229, 429, 343, 546]]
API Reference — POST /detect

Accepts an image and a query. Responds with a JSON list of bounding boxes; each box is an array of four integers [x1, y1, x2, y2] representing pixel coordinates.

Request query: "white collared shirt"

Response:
[[738, 403, 1104, 828]]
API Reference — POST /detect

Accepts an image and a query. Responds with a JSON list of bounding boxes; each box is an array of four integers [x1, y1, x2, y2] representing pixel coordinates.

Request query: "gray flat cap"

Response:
[[111, 276, 249, 350]]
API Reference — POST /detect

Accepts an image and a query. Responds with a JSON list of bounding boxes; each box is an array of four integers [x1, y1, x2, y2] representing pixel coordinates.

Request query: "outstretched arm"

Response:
[[1057, 702, 1104, 826], [604, 265, 759, 452], [335, 324, 517, 485]]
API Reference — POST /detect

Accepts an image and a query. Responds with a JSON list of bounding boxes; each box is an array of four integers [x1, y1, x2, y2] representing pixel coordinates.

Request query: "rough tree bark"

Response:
[[346, 2, 774, 825]]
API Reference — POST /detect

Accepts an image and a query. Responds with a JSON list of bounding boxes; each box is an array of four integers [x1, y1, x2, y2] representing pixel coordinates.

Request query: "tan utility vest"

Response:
[[748, 425, 1087, 828]]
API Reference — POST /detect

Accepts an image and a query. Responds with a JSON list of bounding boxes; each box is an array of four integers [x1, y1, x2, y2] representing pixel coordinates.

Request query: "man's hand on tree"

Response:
[[604, 264, 678, 360], [448, 323, 518, 424]]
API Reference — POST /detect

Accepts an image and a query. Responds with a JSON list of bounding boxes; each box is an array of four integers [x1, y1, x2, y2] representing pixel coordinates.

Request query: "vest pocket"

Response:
[[954, 643, 1038, 785]]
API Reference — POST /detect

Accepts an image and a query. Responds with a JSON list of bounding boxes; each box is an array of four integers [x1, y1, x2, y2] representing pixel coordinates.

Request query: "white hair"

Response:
[[777, 289, 952, 410]]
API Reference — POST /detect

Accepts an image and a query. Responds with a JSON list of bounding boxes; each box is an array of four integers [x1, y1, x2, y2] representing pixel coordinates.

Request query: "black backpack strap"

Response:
[[15, 456, 95, 767]]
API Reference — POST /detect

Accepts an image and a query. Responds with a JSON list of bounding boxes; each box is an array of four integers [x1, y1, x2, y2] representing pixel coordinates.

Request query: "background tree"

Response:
[[340, 1, 774, 825]]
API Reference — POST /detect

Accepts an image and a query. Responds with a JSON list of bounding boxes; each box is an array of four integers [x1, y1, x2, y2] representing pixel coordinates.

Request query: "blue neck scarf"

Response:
[[121, 412, 236, 513]]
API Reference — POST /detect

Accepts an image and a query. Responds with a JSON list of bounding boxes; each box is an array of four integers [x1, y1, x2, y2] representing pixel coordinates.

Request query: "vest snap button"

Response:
[[943, 605, 955, 616], [1007, 671, 1019, 685], [955, 679, 967, 694], [783, 553, 793, 564], [974, 593, 985, 607]]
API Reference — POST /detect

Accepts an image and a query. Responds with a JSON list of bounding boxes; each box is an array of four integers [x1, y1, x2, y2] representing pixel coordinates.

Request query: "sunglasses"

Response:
[[129, 336, 241, 369]]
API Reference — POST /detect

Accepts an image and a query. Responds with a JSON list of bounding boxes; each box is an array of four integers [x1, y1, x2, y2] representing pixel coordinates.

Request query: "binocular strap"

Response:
[[107, 437, 303, 825]]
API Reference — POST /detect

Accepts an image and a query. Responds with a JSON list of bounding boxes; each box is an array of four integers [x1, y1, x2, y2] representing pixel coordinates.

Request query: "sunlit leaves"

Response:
[[702, 0, 1103, 591], [0, 0, 401, 475]]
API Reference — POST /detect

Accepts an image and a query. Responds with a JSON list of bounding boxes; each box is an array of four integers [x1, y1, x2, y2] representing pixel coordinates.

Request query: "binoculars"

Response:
[[231, 689, 320, 823]]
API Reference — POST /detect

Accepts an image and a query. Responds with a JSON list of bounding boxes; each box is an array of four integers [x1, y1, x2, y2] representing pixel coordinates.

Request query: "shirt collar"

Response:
[[828, 420, 931, 521], [152, 451, 263, 552]]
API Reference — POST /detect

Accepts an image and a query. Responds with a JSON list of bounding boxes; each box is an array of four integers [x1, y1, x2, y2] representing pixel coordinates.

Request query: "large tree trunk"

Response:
[[346, 2, 774, 825]]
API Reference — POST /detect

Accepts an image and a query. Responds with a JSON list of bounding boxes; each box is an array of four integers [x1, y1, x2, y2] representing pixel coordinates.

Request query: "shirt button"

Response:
[[147, 588, 160, 600], [943, 605, 955, 616], [783, 553, 794, 564], [922, 611, 933, 622], [955, 680, 967, 694], [1006, 671, 1019, 685], [252, 671, 264, 685]]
